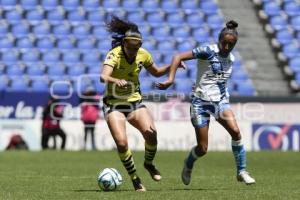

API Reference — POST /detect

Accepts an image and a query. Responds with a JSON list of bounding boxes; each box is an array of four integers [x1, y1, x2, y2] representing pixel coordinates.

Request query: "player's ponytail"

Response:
[[219, 20, 238, 41], [105, 15, 142, 49]]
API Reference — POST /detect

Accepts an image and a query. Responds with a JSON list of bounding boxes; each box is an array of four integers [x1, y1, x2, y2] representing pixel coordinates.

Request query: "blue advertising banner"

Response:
[[252, 124, 300, 151]]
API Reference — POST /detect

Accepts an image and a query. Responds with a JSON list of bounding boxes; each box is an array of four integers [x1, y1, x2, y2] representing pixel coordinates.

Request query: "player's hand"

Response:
[[115, 79, 128, 88], [178, 61, 187, 70], [155, 79, 173, 90]]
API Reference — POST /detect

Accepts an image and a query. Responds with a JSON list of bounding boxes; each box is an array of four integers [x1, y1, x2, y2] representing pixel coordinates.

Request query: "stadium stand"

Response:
[[0, 0, 257, 96]]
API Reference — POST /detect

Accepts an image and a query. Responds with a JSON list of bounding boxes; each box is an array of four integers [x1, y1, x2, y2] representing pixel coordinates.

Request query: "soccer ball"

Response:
[[97, 168, 123, 191]]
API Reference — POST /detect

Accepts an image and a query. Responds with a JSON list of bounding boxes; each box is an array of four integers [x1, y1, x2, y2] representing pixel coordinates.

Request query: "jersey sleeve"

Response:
[[142, 49, 154, 68], [192, 46, 215, 60], [103, 50, 118, 68]]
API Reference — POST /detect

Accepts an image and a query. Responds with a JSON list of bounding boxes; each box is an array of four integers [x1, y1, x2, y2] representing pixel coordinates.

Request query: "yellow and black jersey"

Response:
[[103, 46, 153, 105]]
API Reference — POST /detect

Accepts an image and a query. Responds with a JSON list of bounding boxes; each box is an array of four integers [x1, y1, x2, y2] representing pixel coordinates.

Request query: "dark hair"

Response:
[[218, 20, 238, 40], [105, 15, 142, 49]]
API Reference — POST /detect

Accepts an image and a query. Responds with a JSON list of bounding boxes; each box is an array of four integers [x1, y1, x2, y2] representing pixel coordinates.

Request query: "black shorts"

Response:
[[102, 101, 146, 117]]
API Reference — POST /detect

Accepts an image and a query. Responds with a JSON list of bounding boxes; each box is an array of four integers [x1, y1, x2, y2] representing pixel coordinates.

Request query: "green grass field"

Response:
[[0, 151, 299, 200]]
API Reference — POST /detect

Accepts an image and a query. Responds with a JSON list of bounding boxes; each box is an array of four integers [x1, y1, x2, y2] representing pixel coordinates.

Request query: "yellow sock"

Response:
[[118, 149, 138, 180], [144, 143, 157, 165]]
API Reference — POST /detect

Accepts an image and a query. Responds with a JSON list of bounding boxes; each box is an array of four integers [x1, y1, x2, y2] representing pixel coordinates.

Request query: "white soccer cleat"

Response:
[[181, 160, 192, 185], [237, 171, 256, 185]]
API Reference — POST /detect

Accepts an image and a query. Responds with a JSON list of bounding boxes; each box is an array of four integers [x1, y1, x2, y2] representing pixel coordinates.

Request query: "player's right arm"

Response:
[[156, 51, 193, 90], [100, 65, 128, 88]]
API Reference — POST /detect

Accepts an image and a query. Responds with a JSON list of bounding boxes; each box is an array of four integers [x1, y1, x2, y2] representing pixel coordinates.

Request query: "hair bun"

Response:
[[226, 20, 238, 29]]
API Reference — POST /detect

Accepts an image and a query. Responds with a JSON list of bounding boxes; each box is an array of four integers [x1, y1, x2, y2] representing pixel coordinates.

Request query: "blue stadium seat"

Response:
[[82, 0, 100, 11], [140, 79, 153, 93], [161, 0, 179, 13], [97, 39, 111, 51], [77, 38, 95, 51], [22, 50, 40, 65], [47, 8, 65, 25], [282, 43, 300, 59], [288, 56, 300, 73], [0, 21, 9, 37], [175, 70, 189, 78], [11, 22, 30, 38], [102, 0, 120, 9], [177, 40, 197, 52], [36, 37, 55, 52], [180, 0, 199, 11], [172, 26, 191, 39], [127, 11, 145, 25], [9, 77, 29, 92], [152, 26, 171, 41], [186, 12, 205, 28], [41, 0, 58, 11], [5, 9, 22, 24], [206, 14, 224, 30], [157, 40, 176, 53], [141, 0, 159, 12], [82, 52, 100, 65], [20, 0, 38, 10], [47, 64, 66, 76], [51, 81, 72, 95], [2, 50, 19, 64], [62, 51, 80, 65], [27, 63, 46, 76], [62, 0, 80, 11], [26, 9, 44, 25], [192, 27, 210, 43], [42, 51, 61, 64], [32, 22, 51, 38], [200, 1, 219, 15], [147, 12, 165, 27], [174, 78, 194, 94], [1, 0, 17, 10], [275, 29, 294, 46], [94, 81, 105, 94], [53, 23, 71, 38], [269, 15, 288, 32], [138, 24, 151, 38], [151, 52, 162, 64], [162, 54, 173, 64], [142, 39, 157, 51], [237, 82, 255, 96], [139, 69, 149, 78], [0, 76, 8, 91], [283, 1, 300, 18], [92, 26, 110, 39], [87, 10, 106, 25], [67, 64, 86, 76], [67, 9, 86, 25], [87, 67, 101, 74], [122, 0, 140, 11], [73, 24, 90, 39], [263, 2, 281, 17], [231, 70, 249, 81], [16, 37, 34, 50], [6, 64, 24, 76], [57, 38, 75, 51], [0, 64, 6, 75], [31, 79, 49, 92], [290, 15, 300, 31], [166, 12, 185, 27], [0, 36, 14, 50]]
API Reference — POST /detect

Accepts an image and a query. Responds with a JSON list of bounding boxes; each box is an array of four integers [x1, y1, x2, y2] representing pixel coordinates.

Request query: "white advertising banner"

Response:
[[0, 102, 299, 151]]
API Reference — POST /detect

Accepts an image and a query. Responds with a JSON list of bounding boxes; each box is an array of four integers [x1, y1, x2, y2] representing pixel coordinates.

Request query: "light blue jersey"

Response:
[[192, 44, 235, 102]]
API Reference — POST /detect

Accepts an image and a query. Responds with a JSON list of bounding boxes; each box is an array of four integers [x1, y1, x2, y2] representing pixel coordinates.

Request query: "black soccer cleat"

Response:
[[132, 177, 146, 192], [144, 163, 162, 181]]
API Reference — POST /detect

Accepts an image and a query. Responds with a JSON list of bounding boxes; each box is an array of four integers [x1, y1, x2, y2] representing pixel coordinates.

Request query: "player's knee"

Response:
[[231, 127, 241, 140], [143, 128, 157, 145], [196, 144, 208, 156]]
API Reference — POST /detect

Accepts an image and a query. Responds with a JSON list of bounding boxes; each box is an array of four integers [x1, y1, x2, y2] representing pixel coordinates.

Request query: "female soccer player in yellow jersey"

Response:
[[100, 15, 185, 191]]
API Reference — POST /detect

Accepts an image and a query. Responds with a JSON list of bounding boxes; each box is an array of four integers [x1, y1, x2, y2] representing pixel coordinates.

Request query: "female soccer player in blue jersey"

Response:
[[100, 15, 184, 191], [157, 20, 255, 185]]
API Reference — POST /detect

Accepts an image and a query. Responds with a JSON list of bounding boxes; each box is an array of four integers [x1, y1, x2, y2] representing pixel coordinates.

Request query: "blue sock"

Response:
[[232, 140, 246, 174], [185, 147, 199, 169]]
